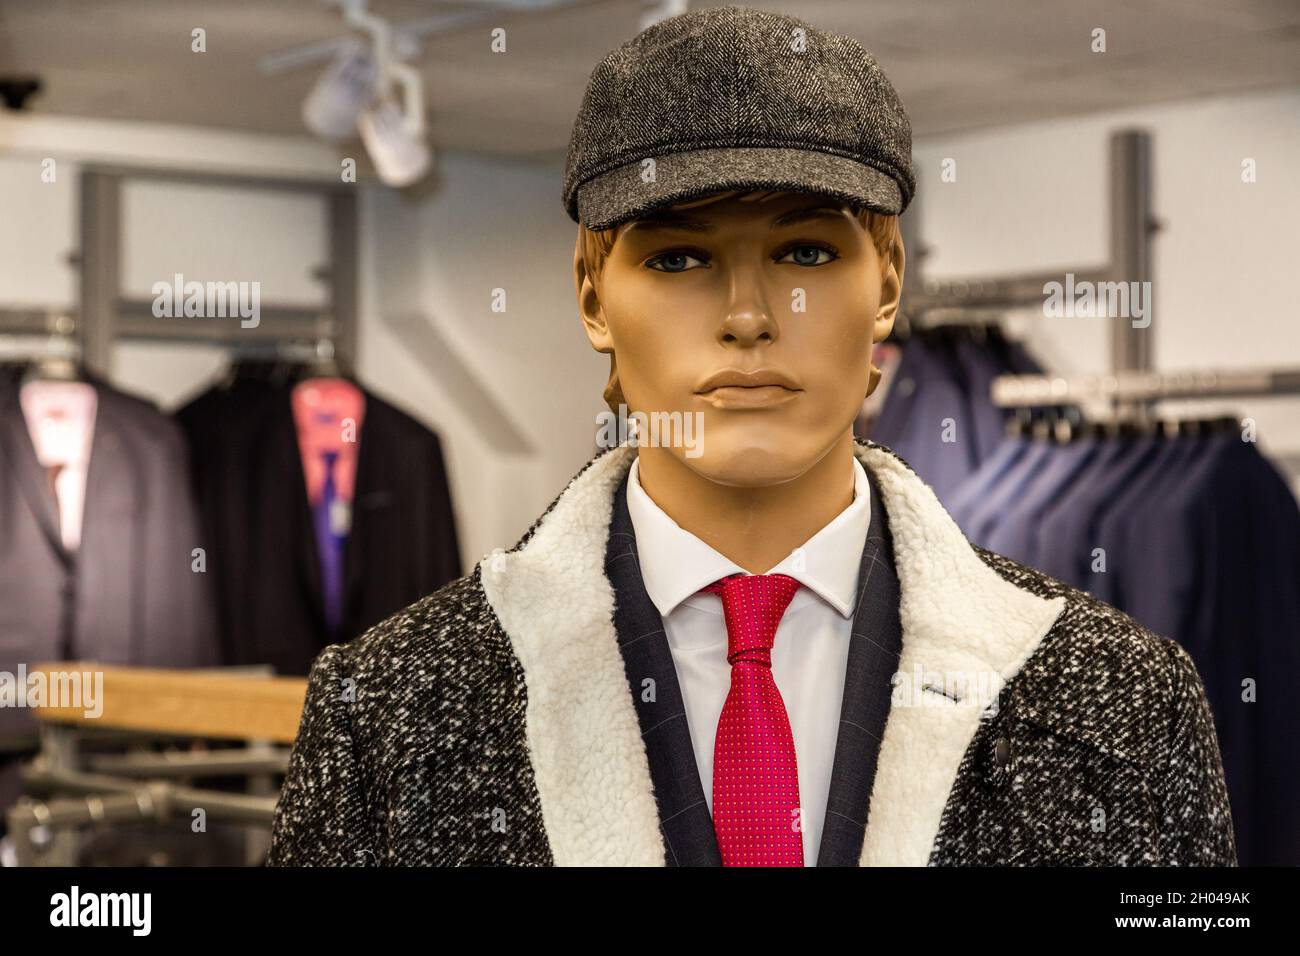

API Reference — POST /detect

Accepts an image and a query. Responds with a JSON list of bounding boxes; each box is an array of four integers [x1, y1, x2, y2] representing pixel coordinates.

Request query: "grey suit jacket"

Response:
[[0, 374, 217, 704]]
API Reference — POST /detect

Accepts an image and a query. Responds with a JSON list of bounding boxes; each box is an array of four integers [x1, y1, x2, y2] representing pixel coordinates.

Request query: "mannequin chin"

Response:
[[643, 407, 855, 490], [575, 188, 905, 571]]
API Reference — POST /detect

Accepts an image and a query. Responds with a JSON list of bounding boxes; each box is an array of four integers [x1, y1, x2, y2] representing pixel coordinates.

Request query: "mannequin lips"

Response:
[[695, 368, 802, 409]]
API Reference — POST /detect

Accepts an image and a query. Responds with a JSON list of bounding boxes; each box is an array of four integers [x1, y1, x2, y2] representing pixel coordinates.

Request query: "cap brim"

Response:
[[573, 146, 904, 230]]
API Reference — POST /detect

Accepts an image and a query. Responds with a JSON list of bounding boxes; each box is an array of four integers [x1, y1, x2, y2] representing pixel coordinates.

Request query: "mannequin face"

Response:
[[578, 191, 904, 487]]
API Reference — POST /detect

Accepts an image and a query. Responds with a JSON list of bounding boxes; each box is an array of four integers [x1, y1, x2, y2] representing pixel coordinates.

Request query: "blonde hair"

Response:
[[577, 190, 899, 410]]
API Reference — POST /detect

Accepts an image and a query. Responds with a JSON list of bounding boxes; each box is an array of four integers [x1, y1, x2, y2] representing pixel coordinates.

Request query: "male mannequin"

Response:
[[269, 6, 1234, 867]]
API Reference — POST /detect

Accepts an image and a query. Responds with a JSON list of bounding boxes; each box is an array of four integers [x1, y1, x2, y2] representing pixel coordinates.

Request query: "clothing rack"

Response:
[[0, 165, 359, 373], [899, 129, 1155, 378], [894, 130, 1296, 426], [0, 307, 77, 349], [5, 664, 307, 866], [991, 366, 1300, 409], [0, 305, 344, 369]]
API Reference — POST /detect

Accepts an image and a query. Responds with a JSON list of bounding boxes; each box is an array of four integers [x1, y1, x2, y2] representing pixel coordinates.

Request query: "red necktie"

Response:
[[702, 573, 804, 867]]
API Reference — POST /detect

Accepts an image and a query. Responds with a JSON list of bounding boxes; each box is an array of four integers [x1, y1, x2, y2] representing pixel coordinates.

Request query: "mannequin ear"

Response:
[[573, 232, 625, 411], [573, 233, 614, 354], [872, 228, 906, 344], [865, 362, 883, 398]]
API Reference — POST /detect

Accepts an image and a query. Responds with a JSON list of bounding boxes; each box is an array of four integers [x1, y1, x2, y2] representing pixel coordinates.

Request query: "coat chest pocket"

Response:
[[978, 712, 1161, 866]]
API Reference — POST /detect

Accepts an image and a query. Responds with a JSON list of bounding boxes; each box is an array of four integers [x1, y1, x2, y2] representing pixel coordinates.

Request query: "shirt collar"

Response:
[[625, 454, 872, 619]]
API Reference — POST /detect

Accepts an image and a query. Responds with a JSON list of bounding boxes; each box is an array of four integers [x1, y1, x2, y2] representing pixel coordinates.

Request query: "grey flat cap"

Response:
[[563, 5, 915, 230]]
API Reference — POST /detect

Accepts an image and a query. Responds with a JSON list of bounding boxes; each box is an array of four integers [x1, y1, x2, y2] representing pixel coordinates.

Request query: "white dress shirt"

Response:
[[625, 455, 871, 865], [20, 380, 97, 551]]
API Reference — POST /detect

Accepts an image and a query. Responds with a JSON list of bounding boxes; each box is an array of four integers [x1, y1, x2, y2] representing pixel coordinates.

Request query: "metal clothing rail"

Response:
[[6, 767, 279, 867], [78, 165, 359, 373], [991, 367, 1300, 408], [0, 307, 75, 336], [16, 766, 279, 825], [5, 665, 307, 865], [0, 304, 340, 367]]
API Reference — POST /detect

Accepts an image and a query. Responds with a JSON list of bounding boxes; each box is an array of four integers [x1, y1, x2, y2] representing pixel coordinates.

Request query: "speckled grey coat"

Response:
[[267, 442, 1236, 866]]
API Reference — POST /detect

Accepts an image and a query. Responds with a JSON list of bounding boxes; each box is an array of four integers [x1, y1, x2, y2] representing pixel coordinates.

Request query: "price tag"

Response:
[[329, 498, 352, 536]]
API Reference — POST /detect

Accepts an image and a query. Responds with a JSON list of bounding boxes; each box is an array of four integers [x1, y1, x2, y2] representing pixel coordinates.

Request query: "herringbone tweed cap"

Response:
[[563, 5, 915, 230]]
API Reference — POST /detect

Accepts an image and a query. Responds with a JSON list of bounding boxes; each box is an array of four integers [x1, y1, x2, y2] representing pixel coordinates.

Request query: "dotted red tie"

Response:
[[702, 572, 804, 867]]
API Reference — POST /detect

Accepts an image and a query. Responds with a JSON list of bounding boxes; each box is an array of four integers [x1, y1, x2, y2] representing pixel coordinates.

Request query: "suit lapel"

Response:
[[0, 378, 69, 566], [856, 445, 1065, 865], [605, 472, 722, 866], [480, 447, 665, 866], [339, 387, 374, 637], [479, 442, 1064, 867], [816, 468, 902, 865], [78, 387, 142, 662]]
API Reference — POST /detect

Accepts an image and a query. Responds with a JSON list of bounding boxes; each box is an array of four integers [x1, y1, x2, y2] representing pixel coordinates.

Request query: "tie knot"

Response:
[[702, 573, 800, 664]]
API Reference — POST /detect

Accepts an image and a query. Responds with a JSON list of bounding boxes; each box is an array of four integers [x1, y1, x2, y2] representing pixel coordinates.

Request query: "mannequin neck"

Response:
[[633, 430, 858, 574]]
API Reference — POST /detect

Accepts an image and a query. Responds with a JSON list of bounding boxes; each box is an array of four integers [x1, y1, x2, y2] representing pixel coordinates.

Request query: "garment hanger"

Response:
[[296, 338, 356, 384], [19, 333, 86, 385], [1004, 407, 1031, 439], [1052, 405, 1086, 443]]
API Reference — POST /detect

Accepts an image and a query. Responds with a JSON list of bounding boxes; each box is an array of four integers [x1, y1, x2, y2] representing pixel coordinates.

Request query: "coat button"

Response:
[[994, 737, 1012, 766]]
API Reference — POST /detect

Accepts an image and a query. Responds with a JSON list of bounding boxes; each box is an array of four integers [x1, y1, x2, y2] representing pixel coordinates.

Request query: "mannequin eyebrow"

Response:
[[626, 213, 712, 234], [626, 203, 849, 234], [770, 205, 850, 227]]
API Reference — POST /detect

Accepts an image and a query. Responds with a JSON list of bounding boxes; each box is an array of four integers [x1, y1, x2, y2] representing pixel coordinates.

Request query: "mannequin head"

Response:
[[575, 189, 904, 488]]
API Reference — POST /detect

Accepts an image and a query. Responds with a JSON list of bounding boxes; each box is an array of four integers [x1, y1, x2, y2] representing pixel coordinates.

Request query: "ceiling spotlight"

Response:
[[359, 96, 430, 188], [299, 0, 432, 186], [358, 53, 429, 188], [301, 39, 378, 142]]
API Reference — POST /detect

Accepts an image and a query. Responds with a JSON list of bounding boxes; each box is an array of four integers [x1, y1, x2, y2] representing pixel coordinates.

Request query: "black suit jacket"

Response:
[[605, 467, 903, 865], [176, 367, 462, 675]]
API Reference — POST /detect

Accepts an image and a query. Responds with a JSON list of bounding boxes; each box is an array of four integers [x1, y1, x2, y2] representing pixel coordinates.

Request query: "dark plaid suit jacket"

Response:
[[605, 468, 902, 865]]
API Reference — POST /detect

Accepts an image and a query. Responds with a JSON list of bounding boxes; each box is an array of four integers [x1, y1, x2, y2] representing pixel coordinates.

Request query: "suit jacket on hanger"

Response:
[[0, 374, 217, 720], [267, 442, 1236, 866], [176, 371, 462, 676]]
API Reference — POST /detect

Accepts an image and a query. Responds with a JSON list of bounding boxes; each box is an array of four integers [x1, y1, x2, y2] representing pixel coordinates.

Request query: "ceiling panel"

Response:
[[0, 0, 1296, 155]]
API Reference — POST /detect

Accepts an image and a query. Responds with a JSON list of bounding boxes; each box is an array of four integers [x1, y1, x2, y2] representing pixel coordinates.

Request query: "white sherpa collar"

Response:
[[479, 442, 1065, 866]]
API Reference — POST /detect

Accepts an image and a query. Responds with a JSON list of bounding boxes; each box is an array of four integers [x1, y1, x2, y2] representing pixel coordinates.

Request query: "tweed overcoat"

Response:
[[267, 442, 1237, 866]]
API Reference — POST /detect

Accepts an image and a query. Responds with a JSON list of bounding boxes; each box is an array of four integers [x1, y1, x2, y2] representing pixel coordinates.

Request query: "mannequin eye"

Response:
[[645, 250, 709, 272], [775, 243, 838, 267]]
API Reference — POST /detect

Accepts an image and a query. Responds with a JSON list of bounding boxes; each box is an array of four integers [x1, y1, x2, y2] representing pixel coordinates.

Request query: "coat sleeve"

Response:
[[1156, 639, 1238, 865], [267, 644, 376, 866]]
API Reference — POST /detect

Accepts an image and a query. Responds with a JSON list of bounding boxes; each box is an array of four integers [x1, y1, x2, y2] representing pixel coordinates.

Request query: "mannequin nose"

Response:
[[719, 312, 776, 346], [718, 273, 778, 346]]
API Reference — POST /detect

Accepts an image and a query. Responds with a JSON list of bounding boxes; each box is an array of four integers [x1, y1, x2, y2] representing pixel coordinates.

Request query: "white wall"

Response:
[[388, 151, 608, 558]]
